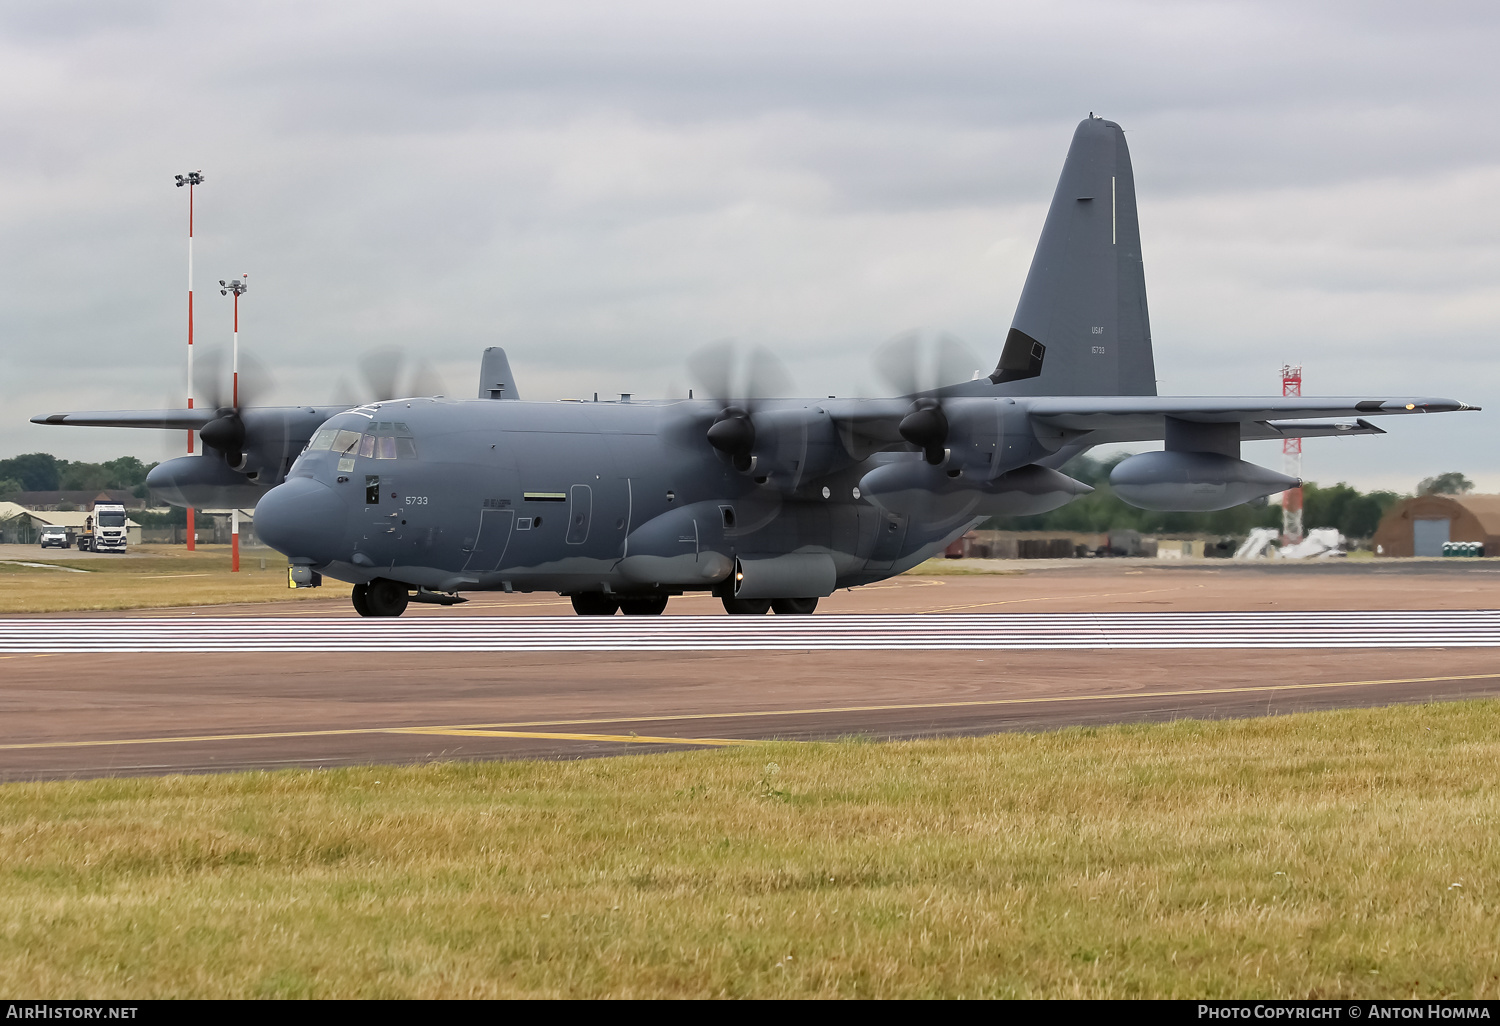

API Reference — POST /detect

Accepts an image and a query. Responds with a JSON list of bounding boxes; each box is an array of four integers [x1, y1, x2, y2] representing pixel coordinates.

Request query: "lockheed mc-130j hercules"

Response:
[[34, 116, 1478, 617]]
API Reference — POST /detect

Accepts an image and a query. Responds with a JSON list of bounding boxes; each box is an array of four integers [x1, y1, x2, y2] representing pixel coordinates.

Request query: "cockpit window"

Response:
[[304, 419, 419, 462]]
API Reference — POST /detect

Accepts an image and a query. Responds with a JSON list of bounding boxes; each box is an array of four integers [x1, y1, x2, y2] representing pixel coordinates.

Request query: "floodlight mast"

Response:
[[218, 273, 248, 576], [219, 275, 247, 407], [174, 170, 204, 551]]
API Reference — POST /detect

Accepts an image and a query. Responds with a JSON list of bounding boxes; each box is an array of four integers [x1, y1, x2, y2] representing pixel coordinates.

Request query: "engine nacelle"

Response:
[[972, 464, 1094, 517], [146, 455, 272, 510], [1110, 451, 1297, 512], [857, 461, 979, 521], [859, 460, 1092, 521]]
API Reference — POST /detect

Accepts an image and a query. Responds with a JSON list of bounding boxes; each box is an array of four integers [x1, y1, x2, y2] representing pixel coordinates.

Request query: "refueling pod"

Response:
[[1110, 451, 1297, 512]]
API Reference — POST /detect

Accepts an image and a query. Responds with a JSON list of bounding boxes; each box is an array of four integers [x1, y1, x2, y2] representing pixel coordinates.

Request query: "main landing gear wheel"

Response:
[[771, 597, 818, 615], [355, 579, 410, 618], [722, 596, 772, 615], [571, 593, 620, 616], [618, 595, 670, 616]]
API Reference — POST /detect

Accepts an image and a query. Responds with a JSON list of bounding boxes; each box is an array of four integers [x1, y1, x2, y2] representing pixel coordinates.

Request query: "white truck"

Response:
[[76, 501, 129, 553]]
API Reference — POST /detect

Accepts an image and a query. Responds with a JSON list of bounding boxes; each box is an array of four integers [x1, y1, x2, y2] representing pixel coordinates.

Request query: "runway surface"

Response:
[[6, 609, 1500, 652], [5, 564, 1500, 781]]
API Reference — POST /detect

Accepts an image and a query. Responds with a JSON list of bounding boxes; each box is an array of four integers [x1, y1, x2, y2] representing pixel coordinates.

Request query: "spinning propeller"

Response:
[[687, 341, 792, 472], [873, 331, 981, 465], [191, 347, 276, 469]]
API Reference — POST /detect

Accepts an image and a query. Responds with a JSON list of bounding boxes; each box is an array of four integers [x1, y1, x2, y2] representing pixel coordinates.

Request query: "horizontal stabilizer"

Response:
[[31, 409, 220, 429]]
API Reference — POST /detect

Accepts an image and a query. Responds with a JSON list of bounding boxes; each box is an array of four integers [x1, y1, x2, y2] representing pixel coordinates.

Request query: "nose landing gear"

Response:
[[352, 579, 410, 617]]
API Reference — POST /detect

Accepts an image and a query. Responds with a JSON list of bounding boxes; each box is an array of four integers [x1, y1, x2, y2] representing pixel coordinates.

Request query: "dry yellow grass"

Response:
[[0, 545, 350, 612], [2, 701, 1498, 998]]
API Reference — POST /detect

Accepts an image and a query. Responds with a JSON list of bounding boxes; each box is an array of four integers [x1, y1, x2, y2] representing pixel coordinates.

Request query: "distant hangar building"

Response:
[[1372, 494, 1500, 557]]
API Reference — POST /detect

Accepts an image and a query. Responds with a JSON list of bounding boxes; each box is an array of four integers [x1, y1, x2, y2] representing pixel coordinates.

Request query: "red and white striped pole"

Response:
[[220, 274, 248, 573], [175, 171, 204, 551], [1281, 364, 1304, 544]]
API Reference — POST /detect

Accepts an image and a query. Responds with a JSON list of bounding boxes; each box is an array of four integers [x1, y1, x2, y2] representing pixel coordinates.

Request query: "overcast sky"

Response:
[[2, 0, 1497, 492]]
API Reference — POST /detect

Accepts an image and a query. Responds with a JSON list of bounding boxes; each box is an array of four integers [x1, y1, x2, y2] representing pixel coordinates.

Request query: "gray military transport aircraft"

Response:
[[34, 117, 1478, 617]]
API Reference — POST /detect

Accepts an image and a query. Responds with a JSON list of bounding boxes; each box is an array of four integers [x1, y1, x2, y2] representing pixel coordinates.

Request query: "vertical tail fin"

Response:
[[478, 347, 521, 400], [990, 117, 1156, 397]]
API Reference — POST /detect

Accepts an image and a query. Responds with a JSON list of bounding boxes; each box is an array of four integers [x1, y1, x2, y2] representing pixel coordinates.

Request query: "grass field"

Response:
[[0, 545, 350, 612], [2, 700, 1498, 998]]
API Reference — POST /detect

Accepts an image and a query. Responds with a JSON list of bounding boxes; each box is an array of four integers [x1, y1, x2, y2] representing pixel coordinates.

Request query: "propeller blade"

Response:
[[930, 332, 981, 391], [233, 351, 276, 409], [687, 340, 736, 403], [192, 347, 230, 412], [874, 330, 980, 397], [359, 348, 404, 402], [407, 358, 445, 400], [355, 347, 447, 402], [873, 330, 923, 397]]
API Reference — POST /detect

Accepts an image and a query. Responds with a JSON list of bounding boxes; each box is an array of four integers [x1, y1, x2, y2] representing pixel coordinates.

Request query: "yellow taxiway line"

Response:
[[2, 670, 1499, 753]]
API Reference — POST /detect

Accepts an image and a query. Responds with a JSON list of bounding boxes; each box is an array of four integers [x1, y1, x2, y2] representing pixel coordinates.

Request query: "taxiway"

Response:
[[3, 561, 1498, 780]]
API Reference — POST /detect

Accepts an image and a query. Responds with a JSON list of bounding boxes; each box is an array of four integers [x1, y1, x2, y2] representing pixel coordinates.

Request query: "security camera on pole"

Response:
[[173, 170, 204, 551], [219, 274, 248, 572]]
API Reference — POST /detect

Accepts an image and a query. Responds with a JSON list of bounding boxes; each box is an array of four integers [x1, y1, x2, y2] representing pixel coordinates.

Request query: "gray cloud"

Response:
[[1, 0, 1497, 492]]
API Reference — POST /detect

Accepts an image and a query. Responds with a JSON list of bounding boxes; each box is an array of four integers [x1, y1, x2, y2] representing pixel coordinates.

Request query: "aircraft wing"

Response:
[[30, 409, 220, 429], [1023, 396, 1477, 444]]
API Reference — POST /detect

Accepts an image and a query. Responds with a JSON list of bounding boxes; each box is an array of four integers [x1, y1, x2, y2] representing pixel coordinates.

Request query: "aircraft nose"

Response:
[[254, 477, 347, 561]]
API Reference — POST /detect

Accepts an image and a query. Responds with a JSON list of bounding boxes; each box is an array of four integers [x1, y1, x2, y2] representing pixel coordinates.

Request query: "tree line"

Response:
[[0, 453, 155, 498], [0, 450, 1476, 541], [983, 453, 1473, 541]]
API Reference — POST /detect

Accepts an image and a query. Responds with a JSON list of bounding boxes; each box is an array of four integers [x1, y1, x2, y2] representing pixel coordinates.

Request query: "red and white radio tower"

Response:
[[1281, 364, 1304, 543]]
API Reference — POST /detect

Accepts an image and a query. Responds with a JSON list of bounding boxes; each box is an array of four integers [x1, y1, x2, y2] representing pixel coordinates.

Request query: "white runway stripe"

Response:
[[2, 611, 1499, 653]]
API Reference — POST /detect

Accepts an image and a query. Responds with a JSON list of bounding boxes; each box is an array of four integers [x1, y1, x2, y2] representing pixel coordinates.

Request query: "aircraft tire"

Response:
[[619, 595, 669, 616], [351, 583, 372, 617], [571, 593, 620, 616], [721, 596, 772, 615], [771, 597, 818, 615], [365, 579, 410, 617]]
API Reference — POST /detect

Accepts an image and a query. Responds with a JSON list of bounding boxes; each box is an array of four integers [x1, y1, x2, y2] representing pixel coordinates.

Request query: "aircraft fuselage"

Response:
[[255, 396, 981, 598]]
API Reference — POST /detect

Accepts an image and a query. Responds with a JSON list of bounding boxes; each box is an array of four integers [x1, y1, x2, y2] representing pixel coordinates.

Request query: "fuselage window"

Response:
[[376, 436, 398, 459], [396, 437, 418, 460], [309, 428, 338, 451], [332, 430, 362, 455], [358, 434, 376, 458]]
